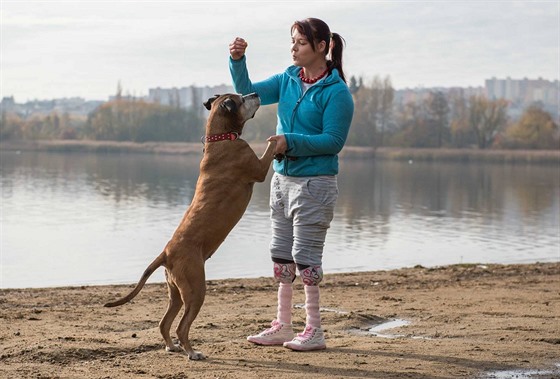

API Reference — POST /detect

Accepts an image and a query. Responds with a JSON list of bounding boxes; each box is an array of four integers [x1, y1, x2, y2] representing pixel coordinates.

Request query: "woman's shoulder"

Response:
[[325, 71, 352, 94], [284, 65, 300, 78], [322, 72, 354, 108]]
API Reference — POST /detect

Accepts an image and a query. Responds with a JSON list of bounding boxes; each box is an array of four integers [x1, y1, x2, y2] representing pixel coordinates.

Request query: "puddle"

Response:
[[368, 319, 411, 338], [293, 305, 423, 340], [293, 305, 414, 338], [484, 364, 560, 378], [348, 318, 415, 339]]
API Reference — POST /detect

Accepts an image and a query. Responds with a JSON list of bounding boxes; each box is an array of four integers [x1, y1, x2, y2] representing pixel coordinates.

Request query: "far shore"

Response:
[[2, 139, 559, 164]]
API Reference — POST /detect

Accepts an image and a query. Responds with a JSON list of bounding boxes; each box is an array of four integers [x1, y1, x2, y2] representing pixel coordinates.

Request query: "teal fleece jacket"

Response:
[[229, 56, 354, 177]]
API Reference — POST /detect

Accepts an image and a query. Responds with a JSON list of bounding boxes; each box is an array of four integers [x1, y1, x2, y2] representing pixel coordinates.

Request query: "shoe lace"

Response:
[[265, 320, 282, 334], [296, 326, 315, 340]]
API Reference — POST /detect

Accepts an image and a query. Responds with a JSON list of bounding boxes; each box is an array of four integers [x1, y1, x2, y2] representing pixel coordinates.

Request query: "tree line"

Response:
[[348, 75, 558, 150], [0, 98, 205, 143], [1, 76, 558, 150]]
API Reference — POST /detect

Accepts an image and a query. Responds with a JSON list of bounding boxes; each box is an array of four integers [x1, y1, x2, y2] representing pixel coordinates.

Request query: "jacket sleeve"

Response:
[[229, 56, 280, 105], [285, 86, 354, 156]]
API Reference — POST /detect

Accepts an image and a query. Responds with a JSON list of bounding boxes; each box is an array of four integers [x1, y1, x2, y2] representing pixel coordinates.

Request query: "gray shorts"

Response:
[[269, 173, 338, 267]]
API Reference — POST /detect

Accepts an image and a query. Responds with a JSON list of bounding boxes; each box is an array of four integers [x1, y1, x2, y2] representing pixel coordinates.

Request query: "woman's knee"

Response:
[[272, 259, 296, 284], [298, 265, 323, 286]]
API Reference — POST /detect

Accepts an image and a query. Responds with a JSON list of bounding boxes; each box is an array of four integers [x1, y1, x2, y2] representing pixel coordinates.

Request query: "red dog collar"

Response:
[[204, 132, 240, 143]]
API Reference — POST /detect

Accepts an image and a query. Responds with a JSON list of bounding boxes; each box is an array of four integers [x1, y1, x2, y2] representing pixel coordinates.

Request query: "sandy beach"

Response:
[[1, 262, 559, 378]]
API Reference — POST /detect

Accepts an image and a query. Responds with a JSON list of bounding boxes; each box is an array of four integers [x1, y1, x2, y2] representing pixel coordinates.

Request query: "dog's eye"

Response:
[[221, 98, 238, 113]]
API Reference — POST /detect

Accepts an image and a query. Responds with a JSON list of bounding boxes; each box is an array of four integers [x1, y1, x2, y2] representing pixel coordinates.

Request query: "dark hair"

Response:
[[291, 18, 347, 83]]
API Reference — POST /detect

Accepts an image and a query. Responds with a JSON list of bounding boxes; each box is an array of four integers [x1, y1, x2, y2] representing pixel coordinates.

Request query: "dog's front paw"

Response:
[[188, 351, 206, 360]]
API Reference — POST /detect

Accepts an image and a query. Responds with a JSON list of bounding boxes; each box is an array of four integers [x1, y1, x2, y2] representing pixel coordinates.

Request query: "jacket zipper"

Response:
[[284, 77, 331, 176]]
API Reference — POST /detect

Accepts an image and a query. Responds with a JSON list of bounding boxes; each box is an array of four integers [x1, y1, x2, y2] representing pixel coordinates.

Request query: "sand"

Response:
[[1, 262, 559, 379]]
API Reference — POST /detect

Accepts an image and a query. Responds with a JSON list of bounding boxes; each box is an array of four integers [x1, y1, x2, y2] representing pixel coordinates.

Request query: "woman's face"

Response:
[[291, 28, 325, 68]]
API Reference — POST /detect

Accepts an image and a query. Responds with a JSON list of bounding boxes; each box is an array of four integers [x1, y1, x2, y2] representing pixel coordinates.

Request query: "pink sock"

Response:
[[277, 283, 293, 324], [304, 285, 321, 328]]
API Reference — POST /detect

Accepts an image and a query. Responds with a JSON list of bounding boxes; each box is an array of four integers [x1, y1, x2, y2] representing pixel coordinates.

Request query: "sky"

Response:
[[1, 0, 559, 102]]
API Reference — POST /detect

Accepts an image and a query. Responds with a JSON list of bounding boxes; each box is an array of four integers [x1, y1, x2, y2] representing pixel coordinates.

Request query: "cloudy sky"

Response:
[[1, 1, 558, 102]]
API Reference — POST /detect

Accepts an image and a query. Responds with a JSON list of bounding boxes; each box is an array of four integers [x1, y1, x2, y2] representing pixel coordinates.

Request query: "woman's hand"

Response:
[[229, 37, 248, 60], [267, 135, 288, 155]]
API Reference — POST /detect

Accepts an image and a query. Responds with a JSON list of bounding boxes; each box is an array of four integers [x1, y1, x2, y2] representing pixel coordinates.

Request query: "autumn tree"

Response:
[[0, 111, 23, 140], [391, 101, 428, 147], [505, 105, 559, 149]]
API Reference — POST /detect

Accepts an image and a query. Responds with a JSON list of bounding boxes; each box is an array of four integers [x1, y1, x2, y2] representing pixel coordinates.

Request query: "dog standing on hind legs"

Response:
[[104, 93, 276, 360]]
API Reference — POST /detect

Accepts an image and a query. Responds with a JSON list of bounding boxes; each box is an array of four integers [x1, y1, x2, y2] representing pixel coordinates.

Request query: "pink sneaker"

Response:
[[247, 320, 294, 346], [283, 326, 326, 351]]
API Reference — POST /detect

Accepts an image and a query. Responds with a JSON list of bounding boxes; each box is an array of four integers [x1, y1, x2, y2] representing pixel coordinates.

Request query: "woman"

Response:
[[229, 18, 354, 351]]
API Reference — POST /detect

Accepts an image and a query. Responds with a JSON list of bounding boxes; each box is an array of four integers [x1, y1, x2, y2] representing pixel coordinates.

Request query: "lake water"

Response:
[[1, 150, 559, 289]]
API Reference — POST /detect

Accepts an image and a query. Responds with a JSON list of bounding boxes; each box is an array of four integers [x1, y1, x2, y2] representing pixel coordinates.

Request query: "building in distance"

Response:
[[147, 84, 235, 115]]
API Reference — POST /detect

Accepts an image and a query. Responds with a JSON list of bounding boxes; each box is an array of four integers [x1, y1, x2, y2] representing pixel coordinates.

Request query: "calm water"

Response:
[[1, 150, 559, 289]]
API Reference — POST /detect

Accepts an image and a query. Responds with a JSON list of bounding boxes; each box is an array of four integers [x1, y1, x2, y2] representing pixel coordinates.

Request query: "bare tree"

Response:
[[468, 95, 508, 149], [426, 91, 450, 148], [349, 75, 394, 147], [379, 76, 395, 146]]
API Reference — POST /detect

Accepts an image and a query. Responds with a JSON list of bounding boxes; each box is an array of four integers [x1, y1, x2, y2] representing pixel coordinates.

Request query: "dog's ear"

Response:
[[221, 97, 238, 113], [203, 94, 220, 110]]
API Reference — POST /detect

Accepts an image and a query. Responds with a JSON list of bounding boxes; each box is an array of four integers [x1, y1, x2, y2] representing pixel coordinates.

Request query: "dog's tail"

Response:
[[104, 252, 165, 307]]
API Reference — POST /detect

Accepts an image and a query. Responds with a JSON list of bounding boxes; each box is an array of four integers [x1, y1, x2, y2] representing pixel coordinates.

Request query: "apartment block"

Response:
[[148, 84, 234, 114]]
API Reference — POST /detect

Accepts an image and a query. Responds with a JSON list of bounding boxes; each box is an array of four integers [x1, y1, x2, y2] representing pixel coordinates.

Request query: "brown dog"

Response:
[[105, 93, 276, 360]]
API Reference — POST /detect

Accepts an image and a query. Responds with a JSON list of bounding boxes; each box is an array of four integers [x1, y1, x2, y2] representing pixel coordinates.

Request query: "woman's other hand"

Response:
[[267, 135, 288, 155]]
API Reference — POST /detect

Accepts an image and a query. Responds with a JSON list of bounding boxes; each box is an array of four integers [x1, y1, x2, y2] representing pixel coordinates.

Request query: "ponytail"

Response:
[[327, 32, 347, 83]]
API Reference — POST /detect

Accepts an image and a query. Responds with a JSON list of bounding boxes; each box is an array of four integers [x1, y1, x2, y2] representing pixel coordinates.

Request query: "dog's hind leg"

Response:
[[160, 271, 183, 353], [175, 261, 207, 360]]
